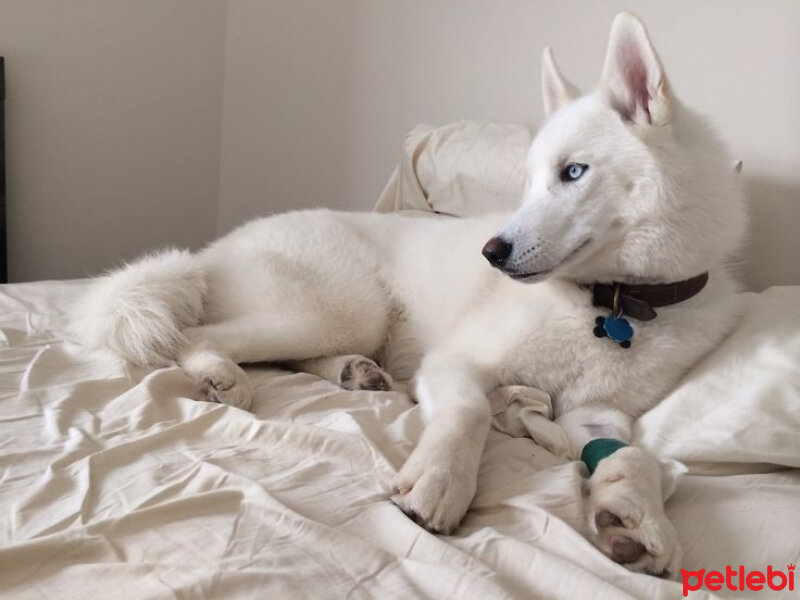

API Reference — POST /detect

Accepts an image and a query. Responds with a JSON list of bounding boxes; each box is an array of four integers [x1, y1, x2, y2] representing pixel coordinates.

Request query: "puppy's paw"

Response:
[[587, 447, 682, 578], [199, 362, 253, 411], [339, 357, 393, 392], [391, 456, 476, 534], [590, 504, 682, 578]]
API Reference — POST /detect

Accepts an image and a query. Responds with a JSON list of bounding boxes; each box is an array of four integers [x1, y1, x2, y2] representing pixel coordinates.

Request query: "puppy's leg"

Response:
[[289, 355, 393, 392], [391, 354, 493, 534], [557, 405, 684, 578], [179, 306, 389, 409], [183, 308, 386, 365], [179, 340, 252, 410]]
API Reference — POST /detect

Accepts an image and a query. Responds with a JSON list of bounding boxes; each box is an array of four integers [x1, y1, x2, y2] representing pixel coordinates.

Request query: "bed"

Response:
[[1, 121, 798, 599]]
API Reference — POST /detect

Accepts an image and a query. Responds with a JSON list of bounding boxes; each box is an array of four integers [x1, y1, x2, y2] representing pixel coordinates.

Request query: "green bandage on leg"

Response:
[[580, 438, 628, 475]]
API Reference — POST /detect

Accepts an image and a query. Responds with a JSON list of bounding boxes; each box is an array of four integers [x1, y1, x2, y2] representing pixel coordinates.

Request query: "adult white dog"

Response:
[[72, 13, 747, 578]]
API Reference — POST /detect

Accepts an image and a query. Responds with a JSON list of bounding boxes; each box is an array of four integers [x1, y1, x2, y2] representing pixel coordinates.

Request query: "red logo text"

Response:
[[682, 564, 795, 596]]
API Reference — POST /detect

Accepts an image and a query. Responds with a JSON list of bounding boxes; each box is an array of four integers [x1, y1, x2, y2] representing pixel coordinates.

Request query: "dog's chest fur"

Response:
[[497, 270, 743, 417]]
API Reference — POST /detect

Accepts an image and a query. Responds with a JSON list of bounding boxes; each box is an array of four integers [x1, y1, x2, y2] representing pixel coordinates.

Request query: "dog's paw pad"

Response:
[[595, 510, 624, 528], [340, 358, 392, 391], [609, 535, 647, 564], [590, 500, 681, 577], [198, 364, 252, 410], [587, 449, 682, 577]]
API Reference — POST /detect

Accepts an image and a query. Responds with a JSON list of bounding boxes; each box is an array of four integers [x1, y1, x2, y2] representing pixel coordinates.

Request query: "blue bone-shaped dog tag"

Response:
[[593, 315, 633, 348]]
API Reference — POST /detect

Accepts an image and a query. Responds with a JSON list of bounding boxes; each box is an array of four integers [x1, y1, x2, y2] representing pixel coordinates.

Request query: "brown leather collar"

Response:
[[591, 272, 709, 321]]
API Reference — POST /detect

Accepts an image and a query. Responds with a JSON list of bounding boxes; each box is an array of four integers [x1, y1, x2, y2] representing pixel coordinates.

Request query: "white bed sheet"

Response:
[[1, 280, 799, 599]]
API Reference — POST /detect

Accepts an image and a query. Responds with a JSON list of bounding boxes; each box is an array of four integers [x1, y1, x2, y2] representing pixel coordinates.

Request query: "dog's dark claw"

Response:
[[406, 509, 424, 526]]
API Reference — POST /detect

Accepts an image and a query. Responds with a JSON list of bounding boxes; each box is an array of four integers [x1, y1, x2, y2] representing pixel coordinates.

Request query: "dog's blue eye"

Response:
[[560, 163, 588, 182]]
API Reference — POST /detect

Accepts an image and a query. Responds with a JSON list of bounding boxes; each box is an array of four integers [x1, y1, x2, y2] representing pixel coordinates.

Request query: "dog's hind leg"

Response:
[[182, 304, 388, 364], [557, 405, 685, 579], [178, 306, 390, 408], [288, 355, 393, 392]]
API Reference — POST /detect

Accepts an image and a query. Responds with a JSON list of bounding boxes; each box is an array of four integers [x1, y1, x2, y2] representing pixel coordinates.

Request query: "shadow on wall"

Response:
[[741, 176, 800, 291]]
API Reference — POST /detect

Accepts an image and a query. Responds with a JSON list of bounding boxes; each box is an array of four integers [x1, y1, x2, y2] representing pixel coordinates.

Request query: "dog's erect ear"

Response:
[[541, 47, 579, 117], [600, 12, 672, 126]]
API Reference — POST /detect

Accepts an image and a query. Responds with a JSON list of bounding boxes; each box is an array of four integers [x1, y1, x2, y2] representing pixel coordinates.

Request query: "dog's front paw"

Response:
[[200, 361, 253, 411], [587, 447, 682, 578], [391, 455, 477, 534]]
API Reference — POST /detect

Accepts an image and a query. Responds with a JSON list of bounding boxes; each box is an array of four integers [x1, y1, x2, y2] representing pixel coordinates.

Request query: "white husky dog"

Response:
[[72, 13, 746, 577]]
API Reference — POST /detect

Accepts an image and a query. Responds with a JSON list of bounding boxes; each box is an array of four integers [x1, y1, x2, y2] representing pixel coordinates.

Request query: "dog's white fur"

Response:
[[70, 14, 746, 578]]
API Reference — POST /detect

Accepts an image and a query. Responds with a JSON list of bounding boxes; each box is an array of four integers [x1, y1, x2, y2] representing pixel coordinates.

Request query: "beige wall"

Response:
[[218, 0, 800, 290], [1, 1, 798, 289], [0, 0, 227, 281], [217, 1, 362, 230]]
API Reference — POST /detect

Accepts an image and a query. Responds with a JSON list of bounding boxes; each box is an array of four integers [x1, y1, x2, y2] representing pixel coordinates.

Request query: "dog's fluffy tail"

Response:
[[69, 248, 207, 367]]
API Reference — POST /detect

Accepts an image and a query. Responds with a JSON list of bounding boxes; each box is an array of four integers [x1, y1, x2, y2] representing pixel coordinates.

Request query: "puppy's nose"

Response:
[[482, 237, 513, 267]]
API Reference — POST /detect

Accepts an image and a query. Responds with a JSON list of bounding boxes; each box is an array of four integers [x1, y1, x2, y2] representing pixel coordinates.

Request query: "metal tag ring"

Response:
[[612, 282, 623, 317]]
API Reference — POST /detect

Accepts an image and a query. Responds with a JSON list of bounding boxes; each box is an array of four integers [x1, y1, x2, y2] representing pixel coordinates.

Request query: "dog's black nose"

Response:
[[482, 237, 513, 267]]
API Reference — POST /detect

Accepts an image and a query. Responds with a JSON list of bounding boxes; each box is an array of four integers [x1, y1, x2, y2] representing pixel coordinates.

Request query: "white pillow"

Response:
[[375, 120, 530, 216], [635, 286, 800, 473]]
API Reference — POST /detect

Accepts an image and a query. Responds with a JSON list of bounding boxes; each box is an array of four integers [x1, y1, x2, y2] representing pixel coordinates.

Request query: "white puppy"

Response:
[[71, 13, 746, 578]]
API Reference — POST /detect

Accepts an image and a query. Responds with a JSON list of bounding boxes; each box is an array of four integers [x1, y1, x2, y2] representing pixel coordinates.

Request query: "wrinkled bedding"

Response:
[[0, 280, 799, 599]]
